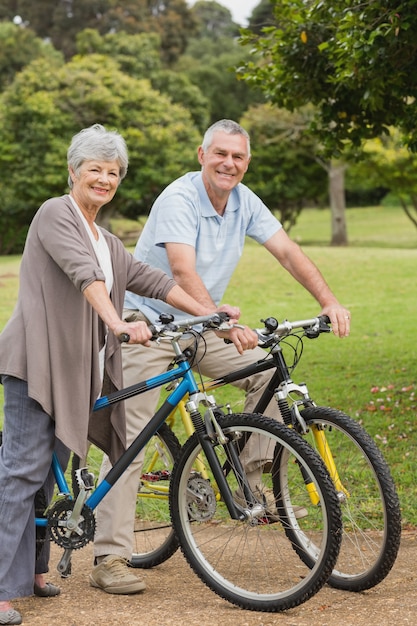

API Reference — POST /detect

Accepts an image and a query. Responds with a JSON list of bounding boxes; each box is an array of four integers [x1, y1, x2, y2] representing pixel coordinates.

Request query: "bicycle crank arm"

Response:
[[56, 548, 72, 577]]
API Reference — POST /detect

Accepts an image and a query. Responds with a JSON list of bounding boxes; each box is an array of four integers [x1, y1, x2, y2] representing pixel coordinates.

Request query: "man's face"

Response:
[[198, 131, 251, 195]]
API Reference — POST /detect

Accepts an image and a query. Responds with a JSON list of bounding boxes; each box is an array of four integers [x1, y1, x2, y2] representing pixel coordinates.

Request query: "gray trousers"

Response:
[[0, 376, 56, 600], [93, 310, 281, 560]]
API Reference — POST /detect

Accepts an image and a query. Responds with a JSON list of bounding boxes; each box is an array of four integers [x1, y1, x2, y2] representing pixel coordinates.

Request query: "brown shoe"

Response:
[[89, 556, 146, 595]]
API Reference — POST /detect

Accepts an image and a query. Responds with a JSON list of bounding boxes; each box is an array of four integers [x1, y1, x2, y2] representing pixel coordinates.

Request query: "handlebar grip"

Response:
[[148, 324, 158, 340], [119, 333, 130, 343]]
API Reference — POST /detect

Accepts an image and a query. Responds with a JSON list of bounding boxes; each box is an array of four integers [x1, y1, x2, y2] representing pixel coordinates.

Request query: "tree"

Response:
[[325, 161, 348, 246], [0, 53, 201, 253], [247, 0, 276, 35], [176, 36, 264, 125], [0, 0, 197, 62], [348, 128, 417, 230], [75, 29, 163, 77], [75, 29, 210, 131], [241, 103, 328, 232], [191, 0, 239, 38], [0, 0, 108, 58], [238, 0, 417, 155], [0, 20, 62, 91]]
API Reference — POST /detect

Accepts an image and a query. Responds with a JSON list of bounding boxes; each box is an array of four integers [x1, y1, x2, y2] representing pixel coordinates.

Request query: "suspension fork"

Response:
[[185, 397, 245, 520], [277, 382, 350, 499], [309, 424, 350, 498]]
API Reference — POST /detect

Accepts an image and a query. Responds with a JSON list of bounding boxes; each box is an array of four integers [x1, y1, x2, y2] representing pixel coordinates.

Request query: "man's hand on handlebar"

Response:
[[216, 324, 258, 355], [216, 303, 241, 320], [320, 304, 351, 338]]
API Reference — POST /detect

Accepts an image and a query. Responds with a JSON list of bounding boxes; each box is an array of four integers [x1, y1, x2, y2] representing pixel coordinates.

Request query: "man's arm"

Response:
[[263, 229, 351, 337], [165, 242, 241, 319], [165, 242, 217, 309], [165, 241, 257, 354]]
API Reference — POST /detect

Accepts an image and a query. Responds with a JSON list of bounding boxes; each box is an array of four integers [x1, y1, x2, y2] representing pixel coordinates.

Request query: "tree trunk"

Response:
[[329, 161, 348, 246]]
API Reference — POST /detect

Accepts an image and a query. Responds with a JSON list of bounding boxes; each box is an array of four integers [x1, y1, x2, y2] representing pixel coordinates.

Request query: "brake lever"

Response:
[[305, 316, 331, 339]]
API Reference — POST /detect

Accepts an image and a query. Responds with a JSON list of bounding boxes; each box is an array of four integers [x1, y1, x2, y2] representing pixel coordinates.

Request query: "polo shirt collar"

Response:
[[194, 172, 240, 216]]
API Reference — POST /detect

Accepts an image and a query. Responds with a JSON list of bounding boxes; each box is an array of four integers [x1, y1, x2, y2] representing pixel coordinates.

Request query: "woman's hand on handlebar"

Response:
[[114, 320, 153, 346]]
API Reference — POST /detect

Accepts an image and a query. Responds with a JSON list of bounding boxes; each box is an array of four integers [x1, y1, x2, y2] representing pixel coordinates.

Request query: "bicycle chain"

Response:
[[47, 496, 96, 550]]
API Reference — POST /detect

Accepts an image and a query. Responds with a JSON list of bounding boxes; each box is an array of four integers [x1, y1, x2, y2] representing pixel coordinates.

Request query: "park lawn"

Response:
[[0, 205, 416, 524]]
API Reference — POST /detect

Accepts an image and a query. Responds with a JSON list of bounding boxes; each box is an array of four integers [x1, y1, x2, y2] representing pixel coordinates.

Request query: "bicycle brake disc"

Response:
[[186, 474, 216, 522], [47, 496, 96, 550]]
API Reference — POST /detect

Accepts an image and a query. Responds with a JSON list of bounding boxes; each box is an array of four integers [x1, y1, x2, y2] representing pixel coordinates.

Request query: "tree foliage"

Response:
[[0, 21, 62, 91], [241, 103, 327, 231], [177, 36, 265, 125], [0, 0, 196, 62], [348, 129, 417, 228], [0, 53, 201, 253], [1, 0, 386, 253], [191, 0, 239, 38], [238, 0, 417, 155], [75, 29, 210, 131], [247, 0, 276, 34]]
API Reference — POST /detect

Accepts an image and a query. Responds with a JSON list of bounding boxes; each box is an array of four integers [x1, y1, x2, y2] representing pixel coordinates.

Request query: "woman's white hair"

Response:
[[67, 123, 128, 189]]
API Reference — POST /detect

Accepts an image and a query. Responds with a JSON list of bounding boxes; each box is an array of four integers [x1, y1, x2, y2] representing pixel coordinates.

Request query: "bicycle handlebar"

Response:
[[119, 312, 331, 346], [254, 315, 331, 347], [118, 312, 231, 343]]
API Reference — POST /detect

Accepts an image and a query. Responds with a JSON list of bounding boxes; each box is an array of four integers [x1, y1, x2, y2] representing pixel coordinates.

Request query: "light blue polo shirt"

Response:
[[124, 171, 281, 324]]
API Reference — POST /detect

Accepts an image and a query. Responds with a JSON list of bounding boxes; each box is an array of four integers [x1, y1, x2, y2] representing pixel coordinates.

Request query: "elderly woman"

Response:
[[0, 124, 243, 625]]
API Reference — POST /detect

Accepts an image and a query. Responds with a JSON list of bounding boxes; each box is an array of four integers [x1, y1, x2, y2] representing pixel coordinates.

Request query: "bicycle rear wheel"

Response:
[[130, 423, 181, 568], [169, 413, 342, 612], [72, 424, 182, 569], [296, 406, 401, 591]]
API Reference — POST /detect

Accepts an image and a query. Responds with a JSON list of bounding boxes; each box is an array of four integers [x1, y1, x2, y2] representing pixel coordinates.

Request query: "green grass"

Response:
[[290, 204, 416, 249], [1, 205, 416, 525]]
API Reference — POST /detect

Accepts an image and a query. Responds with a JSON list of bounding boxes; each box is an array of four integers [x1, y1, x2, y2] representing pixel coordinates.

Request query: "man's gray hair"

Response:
[[201, 119, 251, 156], [67, 123, 129, 189]]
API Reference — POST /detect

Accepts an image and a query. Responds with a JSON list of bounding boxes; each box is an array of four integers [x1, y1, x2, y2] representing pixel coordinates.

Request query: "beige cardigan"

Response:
[[0, 195, 176, 464]]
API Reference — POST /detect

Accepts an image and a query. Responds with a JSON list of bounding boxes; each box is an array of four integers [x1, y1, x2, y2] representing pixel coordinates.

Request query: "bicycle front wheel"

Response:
[[169, 413, 342, 612], [298, 406, 401, 591]]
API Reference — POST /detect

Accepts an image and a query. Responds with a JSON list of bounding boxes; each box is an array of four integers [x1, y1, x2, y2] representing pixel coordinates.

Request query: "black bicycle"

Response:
[[111, 313, 401, 593]]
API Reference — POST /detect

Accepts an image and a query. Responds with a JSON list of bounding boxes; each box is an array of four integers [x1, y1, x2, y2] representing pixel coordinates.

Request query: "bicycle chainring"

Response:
[[186, 474, 216, 522], [47, 496, 96, 550]]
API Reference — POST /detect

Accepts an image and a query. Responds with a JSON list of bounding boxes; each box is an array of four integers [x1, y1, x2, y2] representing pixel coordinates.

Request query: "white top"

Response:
[[70, 195, 113, 381]]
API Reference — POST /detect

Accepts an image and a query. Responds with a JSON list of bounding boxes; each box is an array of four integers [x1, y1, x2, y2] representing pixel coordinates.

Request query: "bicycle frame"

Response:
[[156, 316, 349, 504], [209, 333, 348, 495], [35, 360, 195, 524], [35, 321, 248, 572]]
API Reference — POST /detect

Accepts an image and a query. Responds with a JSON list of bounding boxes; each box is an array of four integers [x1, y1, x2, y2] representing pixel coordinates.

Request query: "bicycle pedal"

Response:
[[141, 470, 171, 482]]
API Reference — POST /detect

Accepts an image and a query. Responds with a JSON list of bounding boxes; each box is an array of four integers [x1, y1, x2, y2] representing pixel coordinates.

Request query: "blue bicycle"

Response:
[[32, 313, 343, 612]]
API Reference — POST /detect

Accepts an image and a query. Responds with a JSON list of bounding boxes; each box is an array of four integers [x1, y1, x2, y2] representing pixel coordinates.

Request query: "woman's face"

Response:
[[70, 159, 121, 210]]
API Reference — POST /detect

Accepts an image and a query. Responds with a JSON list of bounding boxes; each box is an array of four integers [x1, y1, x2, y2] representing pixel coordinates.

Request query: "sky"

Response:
[[187, 0, 261, 26]]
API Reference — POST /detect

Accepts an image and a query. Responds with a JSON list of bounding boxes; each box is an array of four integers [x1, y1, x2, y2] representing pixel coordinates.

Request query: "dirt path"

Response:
[[14, 530, 417, 625]]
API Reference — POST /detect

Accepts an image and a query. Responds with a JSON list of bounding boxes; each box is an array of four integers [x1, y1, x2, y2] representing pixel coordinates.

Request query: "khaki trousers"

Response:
[[93, 311, 281, 560]]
